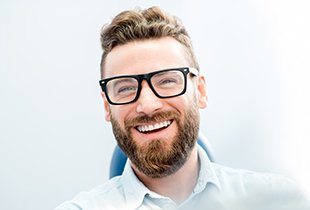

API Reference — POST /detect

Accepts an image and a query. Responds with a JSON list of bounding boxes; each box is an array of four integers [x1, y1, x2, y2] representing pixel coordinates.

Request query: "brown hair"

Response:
[[100, 6, 199, 79]]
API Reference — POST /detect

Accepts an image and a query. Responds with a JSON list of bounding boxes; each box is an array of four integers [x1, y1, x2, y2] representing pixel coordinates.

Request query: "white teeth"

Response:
[[137, 120, 171, 133], [154, 123, 160, 130]]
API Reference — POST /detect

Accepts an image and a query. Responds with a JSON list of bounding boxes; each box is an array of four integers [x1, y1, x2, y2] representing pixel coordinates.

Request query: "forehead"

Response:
[[104, 37, 190, 78]]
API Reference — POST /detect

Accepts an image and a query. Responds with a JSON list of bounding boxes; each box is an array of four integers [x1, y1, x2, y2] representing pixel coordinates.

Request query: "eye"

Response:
[[117, 85, 137, 94], [152, 70, 184, 88], [107, 78, 138, 97], [158, 78, 177, 86]]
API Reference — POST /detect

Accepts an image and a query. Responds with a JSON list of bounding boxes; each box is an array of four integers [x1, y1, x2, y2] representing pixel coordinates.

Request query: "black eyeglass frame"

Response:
[[99, 67, 199, 105]]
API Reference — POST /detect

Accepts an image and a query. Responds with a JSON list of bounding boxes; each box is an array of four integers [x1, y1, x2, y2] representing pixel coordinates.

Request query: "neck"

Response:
[[132, 145, 200, 205]]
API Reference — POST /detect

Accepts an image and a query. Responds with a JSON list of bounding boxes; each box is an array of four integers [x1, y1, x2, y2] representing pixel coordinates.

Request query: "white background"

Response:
[[0, 1, 309, 210]]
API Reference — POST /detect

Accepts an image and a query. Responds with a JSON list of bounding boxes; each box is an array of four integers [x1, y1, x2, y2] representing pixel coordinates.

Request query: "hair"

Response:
[[100, 6, 199, 79]]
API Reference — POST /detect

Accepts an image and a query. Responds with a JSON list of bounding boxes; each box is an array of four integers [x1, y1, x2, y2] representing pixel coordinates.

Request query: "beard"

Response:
[[110, 105, 200, 178]]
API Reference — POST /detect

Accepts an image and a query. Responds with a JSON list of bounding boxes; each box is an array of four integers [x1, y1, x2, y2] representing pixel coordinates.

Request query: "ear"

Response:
[[101, 92, 111, 121], [196, 75, 208, 109]]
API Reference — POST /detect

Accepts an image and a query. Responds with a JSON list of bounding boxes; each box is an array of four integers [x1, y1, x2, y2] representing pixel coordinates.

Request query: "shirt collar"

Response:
[[121, 144, 221, 209], [192, 144, 221, 195], [121, 161, 150, 210]]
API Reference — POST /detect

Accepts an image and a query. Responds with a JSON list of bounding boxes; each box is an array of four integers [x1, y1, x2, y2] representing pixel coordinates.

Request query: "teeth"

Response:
[[137, 120, 171, 133]]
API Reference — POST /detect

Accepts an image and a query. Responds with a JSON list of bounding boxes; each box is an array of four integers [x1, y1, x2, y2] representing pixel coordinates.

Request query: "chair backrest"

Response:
[[109, 132, 214, 179]]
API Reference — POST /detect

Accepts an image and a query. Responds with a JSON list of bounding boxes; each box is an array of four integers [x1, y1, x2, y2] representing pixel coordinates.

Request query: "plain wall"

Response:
[[0, 0, 309, 209]]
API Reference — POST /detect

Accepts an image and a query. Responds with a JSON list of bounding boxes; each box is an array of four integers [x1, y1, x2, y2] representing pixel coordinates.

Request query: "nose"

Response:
[[135, 80, 163, 115]]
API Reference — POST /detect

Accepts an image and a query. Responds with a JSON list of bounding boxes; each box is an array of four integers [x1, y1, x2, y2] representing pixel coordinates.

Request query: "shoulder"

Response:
[[212, 163, 296, 192], [210, 163, 310, 209], [55, 176, 127, 210]]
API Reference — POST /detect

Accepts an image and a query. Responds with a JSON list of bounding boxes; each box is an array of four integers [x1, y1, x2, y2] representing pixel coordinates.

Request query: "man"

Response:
[[56, 6, 309, 210]]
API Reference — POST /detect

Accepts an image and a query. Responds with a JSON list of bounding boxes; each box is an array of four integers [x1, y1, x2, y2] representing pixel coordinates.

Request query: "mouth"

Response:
[[135, 120, 173, 134]]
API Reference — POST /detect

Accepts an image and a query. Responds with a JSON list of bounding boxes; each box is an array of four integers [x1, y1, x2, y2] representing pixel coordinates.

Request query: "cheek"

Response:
[[179, 84, 197, 104], [165, 97, 190, 113], [186, 83, 199, 104], [109, 106, 134, 128]]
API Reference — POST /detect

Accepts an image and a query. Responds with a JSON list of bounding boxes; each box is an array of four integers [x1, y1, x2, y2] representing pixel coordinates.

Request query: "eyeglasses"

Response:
[[99, 67, 199, 105]]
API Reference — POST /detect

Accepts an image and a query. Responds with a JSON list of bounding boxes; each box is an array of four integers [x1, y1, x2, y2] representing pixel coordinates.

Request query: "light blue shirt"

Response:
[[56, 145, 309, 210]]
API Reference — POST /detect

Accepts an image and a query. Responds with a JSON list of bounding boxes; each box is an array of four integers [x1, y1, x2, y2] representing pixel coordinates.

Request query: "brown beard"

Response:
[[110, 105, 199, 178]]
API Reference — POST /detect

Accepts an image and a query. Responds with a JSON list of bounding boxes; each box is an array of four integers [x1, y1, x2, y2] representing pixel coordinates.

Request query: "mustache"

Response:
[[125, 111, 180, 128]]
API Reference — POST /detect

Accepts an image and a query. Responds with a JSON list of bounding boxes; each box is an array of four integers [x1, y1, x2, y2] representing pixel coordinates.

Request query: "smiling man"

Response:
[[56, 6, 309, 210]]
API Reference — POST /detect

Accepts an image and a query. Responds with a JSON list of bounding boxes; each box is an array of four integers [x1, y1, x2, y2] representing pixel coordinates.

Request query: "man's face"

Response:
[[102, 37, 208, 178]]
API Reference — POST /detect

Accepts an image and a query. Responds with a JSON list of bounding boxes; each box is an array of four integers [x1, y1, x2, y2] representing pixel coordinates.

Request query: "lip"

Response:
[[132, 119, 175, 141], [135, 120, 172, 133]]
